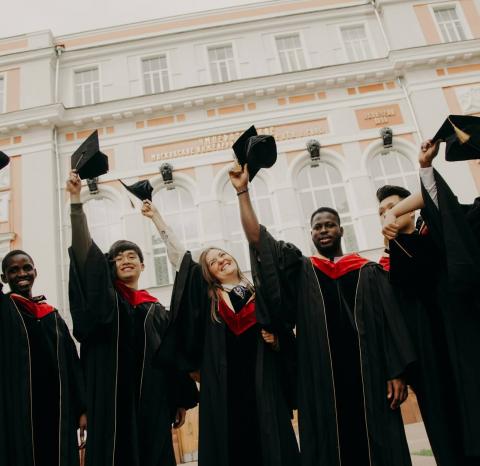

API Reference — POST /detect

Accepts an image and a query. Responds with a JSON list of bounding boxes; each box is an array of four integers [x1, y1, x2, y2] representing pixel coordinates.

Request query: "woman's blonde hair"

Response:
[[198, 247, 254, 322]]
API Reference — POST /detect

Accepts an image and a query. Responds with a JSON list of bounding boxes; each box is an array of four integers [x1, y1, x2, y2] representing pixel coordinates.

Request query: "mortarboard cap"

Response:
[[71, 130, 109, 179], [432, 115, 480, 161], [232, 125, 277, 181], [120, 179, 154, 202], [0, 151, 10, 171]]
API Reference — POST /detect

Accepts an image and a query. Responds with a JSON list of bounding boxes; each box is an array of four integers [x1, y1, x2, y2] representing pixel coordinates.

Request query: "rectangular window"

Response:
[[74, 67, 100, 106], [341, 25, 373, 62], [434, 5, 467, 42], [275, 34, 306, 72], [208, 45, 237, 83], [142, 55, 170, 94], [0, 76, 5, 113]]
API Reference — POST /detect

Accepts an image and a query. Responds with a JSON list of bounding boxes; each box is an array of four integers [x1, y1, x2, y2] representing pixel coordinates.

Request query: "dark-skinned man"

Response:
[[383, 140, 480, 466], [229, 164, 415, 466], [0, 250, 86, 466], [66, 171, 198, 466]]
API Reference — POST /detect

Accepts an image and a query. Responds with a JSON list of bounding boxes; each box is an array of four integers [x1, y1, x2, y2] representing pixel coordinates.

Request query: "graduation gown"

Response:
[[250, 226, 415, 466], [68, 242, 198, 466], [167, 252, 300, 466], [0, 288, 85, 466], [418, 168, 480, 461]]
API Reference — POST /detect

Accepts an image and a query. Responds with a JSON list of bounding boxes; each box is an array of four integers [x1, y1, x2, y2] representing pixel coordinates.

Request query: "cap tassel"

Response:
[[448, 118, 471, 145]]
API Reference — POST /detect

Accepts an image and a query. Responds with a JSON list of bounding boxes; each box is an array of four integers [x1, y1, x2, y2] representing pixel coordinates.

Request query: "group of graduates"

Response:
[[0, 113, 479, 466]]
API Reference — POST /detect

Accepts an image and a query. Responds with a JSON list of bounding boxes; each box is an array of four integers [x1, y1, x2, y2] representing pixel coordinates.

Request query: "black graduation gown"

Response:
[[250, 226, 416, 466], [68, 242, 198, 466], [167, 252, 300, 466], [418, 169, 480, 461], [0, 289, 85, 466]]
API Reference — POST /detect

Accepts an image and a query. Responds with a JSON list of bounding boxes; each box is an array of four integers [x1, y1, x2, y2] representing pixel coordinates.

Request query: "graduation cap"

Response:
[[0, 151, 10, 171], [71, 130, 109, 179], [120, 179, 153, 202], [432, 115, 480, 161], [232, 125, 277, 181]]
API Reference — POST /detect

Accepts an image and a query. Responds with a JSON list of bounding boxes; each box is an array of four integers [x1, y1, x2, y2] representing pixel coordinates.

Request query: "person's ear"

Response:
[[140, 263, 145, 272], [1, 273, 7, 284], [340, 226, 344, 237]]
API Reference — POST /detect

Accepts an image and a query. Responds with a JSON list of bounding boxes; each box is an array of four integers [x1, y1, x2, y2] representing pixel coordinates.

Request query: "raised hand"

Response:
[[382, 210, 400, 240], [141, 199, 158, 219], [229, 163, 249, 193], [419, 139, 441, 168], [66, 171, 82, 202]]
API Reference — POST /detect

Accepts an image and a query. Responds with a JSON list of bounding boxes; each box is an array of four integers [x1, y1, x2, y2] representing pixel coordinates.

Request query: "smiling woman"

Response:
[[140, 199, 300, 466]]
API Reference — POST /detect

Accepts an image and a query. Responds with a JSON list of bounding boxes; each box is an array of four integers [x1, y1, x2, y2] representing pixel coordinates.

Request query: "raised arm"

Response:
[[66, 171, 92, 269], [228, 163, 261, 247], [382, 140, 441, 240], [141, 200, 185, 271]]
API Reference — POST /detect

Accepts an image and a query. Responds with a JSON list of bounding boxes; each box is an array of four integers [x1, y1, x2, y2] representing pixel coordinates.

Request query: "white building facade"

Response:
[[1, 0, 480, 315]]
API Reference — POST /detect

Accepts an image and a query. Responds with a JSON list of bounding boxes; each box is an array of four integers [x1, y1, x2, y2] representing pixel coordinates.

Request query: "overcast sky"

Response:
[[2, 0, 262, 40]]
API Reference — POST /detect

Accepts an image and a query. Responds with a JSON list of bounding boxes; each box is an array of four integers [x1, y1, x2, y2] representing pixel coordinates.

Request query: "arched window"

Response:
[[222, 176, 276, 271], [296, 162, 358, 252], [83, 196, 123, 252], [151, 186, 200, 286], [369, 150, 418, 193]]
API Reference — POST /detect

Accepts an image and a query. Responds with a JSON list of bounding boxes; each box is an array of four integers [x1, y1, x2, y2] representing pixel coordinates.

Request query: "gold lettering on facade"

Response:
[[144, 120, 329, 162]]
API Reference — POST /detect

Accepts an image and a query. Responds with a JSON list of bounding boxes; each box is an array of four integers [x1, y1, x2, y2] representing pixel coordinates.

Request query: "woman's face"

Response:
[[205, 249, 239, 283]]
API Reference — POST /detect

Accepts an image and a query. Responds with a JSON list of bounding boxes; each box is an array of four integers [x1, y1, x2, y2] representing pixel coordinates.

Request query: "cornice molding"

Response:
[[0, 39, 479, 134]]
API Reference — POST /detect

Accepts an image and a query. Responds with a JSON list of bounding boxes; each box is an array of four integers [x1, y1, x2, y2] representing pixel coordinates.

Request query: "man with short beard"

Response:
[[0, 250, 86, 466], [66, 171, 197, 466], [229, 166, 415, 466]]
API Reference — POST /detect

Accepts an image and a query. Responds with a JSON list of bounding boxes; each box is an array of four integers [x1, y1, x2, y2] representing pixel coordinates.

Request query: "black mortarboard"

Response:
[[232, 125, 277, 181], [0, 151, 10, 170], [120, 179, 153, 201], [71, 130, 109, 179], [432, 115, 480, 161]]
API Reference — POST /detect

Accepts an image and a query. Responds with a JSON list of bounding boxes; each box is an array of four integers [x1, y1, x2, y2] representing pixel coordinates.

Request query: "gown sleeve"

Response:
[[68, 240, 116, 342], [157, 252, 209, 373], [420, 168, 480, 293], [249, 225, 303, 329], [368, 266, 417, 380]]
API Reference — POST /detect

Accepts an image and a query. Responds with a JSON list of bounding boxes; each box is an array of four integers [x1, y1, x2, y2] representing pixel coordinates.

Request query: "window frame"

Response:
[[0, 73, 6, 113], [149, 185, 201, 287], [141, 52, 172, 95], [294, 160, 360, 254], [338, 21, 376, 63], [206, 41, 239, 84], [429, 2, 472, 43], [273, 31, 309, 73], [73, 64, 102, 107]]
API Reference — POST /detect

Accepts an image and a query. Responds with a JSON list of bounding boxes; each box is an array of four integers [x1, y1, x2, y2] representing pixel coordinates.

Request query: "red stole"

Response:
[[310, 253, 369, 279], [217, 298, 257, 336], [379, 256, 390, 272], [115, 280, 158, 307], [10, 293, 55, 319]]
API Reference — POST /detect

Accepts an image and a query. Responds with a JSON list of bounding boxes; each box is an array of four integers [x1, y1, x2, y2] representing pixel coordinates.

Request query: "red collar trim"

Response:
[[310, 254, 369, 279], [10, 294, 55, 319], [379, 256, 390, 272], [115, 280, 158, 307], [217, 299, 257, 336]]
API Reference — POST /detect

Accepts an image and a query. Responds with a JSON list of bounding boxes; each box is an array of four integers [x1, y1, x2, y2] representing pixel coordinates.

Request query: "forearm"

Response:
[[237, 190, 261, 246], [151, 213, 185, 271], [70, 203, 92, 269], [390, 192, 425, 217]]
